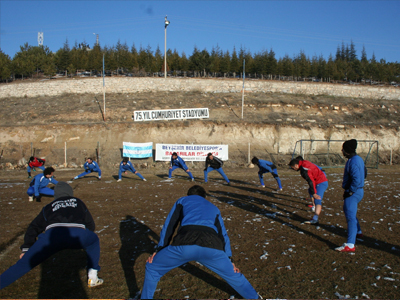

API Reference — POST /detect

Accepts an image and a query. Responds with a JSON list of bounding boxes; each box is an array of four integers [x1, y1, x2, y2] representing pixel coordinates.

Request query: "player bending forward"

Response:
[[0, 182, 103, 290], [141, 185, 261, 299]]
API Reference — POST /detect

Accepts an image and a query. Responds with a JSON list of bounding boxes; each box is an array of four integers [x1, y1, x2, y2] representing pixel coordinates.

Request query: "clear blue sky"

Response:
[[1, 0, 399, 62]]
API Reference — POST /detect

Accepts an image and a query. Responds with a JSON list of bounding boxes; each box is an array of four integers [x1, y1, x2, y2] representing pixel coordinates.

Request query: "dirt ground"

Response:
[[0, 165, 399, 299]]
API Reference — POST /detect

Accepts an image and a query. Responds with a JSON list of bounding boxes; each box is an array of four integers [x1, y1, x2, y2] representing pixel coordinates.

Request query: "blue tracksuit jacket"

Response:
[[119, 161, 137, 173], [257, 159, 276, 173], [157, 195, 232, 257], [84, 161, 101, 172], [342, 154, 365, 193], [170, 156, 189, 171], [29, 174, 58, 197]]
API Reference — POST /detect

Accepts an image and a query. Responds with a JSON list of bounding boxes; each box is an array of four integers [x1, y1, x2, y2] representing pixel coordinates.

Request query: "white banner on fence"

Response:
[[123, 142, 153, 158], [134, 108, 209, 122], [155, 144, 228, 161]]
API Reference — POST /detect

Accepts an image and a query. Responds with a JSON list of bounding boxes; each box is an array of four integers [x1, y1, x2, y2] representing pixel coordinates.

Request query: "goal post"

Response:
[[291, 139, 379, 169]]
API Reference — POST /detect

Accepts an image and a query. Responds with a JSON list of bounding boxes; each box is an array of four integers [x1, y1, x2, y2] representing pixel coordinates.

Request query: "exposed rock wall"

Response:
[[1, 77, 399, 100]]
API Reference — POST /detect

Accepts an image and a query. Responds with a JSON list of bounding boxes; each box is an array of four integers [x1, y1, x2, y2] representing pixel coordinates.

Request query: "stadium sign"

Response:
[[155, 144, 228, 161], [134, 108, 209, 121]]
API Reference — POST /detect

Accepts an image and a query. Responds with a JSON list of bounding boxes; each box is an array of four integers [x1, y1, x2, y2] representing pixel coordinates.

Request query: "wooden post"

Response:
[[64, 142, 67, 167]]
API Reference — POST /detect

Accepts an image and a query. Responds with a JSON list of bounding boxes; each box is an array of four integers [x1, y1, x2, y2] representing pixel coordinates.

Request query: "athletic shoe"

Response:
[[191, 178, 195, 182], [97, 177, 101, 180], [88, 278, 104, 288], [356, 233, 363, 238], [304, 219, 319, 225], [117, 179, 122, 182], [335, 244, 355, 252], [261, 185, 265, 188], [143, 179, 147, 181], [277, 188, 283, 191], [311, 206, 315, 212], [28, 196, 34, 202], [227, 182, 231, 186], [28, 176, 32, 179], [71, 177, 76, 181]]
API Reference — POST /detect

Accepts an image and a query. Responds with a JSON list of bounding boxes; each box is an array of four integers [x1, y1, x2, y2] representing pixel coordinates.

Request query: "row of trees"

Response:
[[1, 40, 399, 83]]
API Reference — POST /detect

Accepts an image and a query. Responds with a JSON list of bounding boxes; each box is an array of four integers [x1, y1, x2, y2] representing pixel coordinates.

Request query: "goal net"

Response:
[[291, 139, 379, 169]]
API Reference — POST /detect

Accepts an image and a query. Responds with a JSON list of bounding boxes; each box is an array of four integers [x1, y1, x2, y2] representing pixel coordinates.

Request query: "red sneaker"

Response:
[[335, 245, 355, 252]]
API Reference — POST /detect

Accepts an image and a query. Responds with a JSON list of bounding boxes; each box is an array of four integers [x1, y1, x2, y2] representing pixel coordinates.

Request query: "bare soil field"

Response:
[[0, 166, 399, 299]]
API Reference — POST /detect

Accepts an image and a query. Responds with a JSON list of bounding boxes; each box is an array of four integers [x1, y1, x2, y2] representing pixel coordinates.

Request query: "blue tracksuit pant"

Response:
[[141, 245, 258, 299], [169, 166, 194, 179], [76, 169, 101, 179], [118, 169, 145, 180], [0, 227, 100, 290], [27, 165, 45, 173], [307, 181, 329, 206], [258, 169, 282, 189], [27, 187, 54, 197], [204, 167, 229, 183], [343, 189, 363, 245]]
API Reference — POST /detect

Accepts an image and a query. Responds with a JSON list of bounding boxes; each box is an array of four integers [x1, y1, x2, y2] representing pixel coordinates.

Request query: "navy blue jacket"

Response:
[[21, 196, 95, 252], [342, 154, 365, 193], [157, 195, 232, 257]]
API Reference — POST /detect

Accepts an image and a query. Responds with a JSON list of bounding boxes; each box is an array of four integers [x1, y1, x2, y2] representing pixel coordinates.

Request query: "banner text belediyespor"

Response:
[[155, 144, 228, 161], [134, 108, 209, 121]]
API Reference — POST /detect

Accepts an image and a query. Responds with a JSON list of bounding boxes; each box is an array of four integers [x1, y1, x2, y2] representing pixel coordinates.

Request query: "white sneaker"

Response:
[[117, 179, 122, 182], [88, 268, 103, 287], [28, 196, 34, 202], [191, 178, 195, 181], [88, 277, 104, 287], [261, 185, 265, 188], [143, 178, 147, 181], [311, 206, 315, 212]]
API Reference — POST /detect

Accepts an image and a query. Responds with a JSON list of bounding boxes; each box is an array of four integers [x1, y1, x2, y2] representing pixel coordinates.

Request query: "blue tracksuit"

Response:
[[141, 195, 258, 299], [118, 160, 145, 180], [169, 156, 194, 179], [256, 159, 282, 189], [27, 174, 58, 197], [75, 161, 102, 179], [342, 154, 365, 245]]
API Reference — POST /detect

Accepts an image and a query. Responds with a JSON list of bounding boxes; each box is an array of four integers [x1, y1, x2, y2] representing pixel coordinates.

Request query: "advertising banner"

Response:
[[134, 108, 209, 122], [123, 142, 153, 158], [155, 144, 228, 161]]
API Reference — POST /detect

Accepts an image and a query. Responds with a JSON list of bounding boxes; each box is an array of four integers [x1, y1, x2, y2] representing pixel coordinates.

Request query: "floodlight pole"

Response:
[[164, 15, 170, 79]]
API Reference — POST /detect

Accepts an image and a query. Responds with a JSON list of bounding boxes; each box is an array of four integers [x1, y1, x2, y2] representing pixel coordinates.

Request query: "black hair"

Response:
[[87, 157, 93, 161], [43, 167, 55, 176], [123, 157, 129, 162], [29, 156, 34, 161], [187, 185, 207, 198], [172, 152, 178, 156], [288, 159, 300, 167], [295, 156, 303, 161], [251, 156, 259, 164], [207, 152, 213, 158]]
